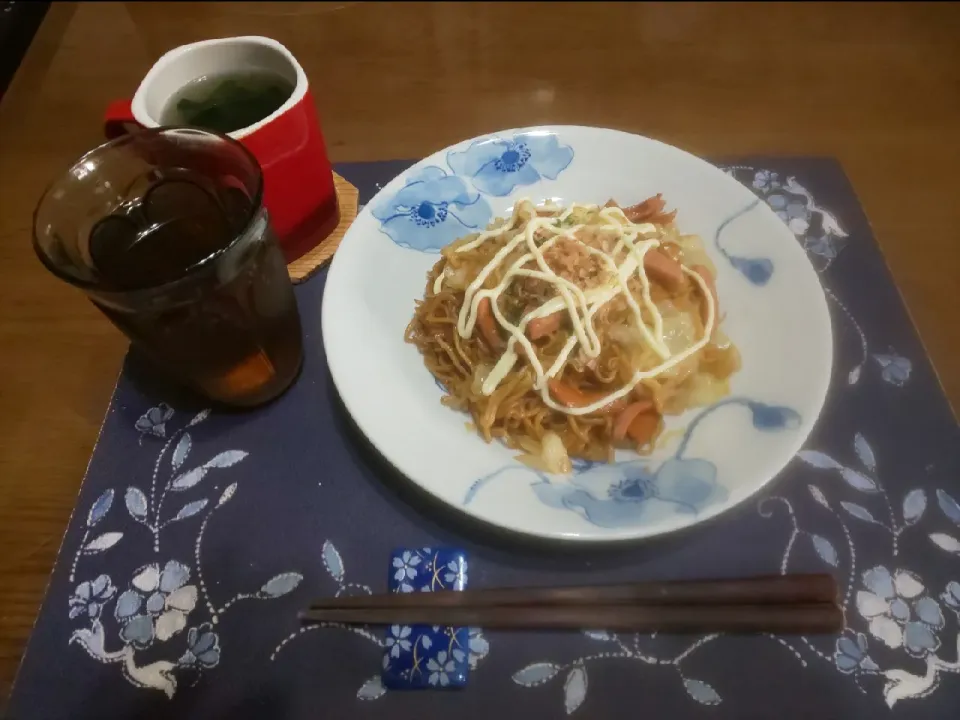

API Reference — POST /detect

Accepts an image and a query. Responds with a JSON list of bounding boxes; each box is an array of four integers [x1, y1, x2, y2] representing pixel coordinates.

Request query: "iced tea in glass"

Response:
[[33, 127, 303, 407]]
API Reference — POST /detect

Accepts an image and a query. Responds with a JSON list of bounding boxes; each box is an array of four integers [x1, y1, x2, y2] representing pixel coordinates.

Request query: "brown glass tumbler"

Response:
[[33, 127, 303, 407]]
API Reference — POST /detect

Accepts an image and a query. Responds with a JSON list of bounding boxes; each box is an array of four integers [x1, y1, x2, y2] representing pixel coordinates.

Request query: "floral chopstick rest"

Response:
[[381, 547, 470, 690]]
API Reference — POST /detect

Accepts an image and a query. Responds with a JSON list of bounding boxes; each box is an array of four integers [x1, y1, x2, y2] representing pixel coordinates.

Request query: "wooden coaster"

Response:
[[287, 172, 359, 283]]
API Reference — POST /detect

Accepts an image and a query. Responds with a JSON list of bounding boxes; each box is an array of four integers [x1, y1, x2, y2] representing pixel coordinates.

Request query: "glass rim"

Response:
[[32, 125, 265, 296]]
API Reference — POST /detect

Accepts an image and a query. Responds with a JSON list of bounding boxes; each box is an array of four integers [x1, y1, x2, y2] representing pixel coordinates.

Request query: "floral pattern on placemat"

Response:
[[9, 158, 956, 720], [67, 406, 304, 698]]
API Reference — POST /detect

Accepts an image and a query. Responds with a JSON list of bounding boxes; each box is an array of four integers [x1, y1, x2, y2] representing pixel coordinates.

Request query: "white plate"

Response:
[[322, 125, 832, 542]]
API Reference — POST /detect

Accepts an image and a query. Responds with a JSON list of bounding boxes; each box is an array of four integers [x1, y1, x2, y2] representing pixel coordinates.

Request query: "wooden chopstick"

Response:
[[299, 575, 844, 634], [306, 574, 839, 610], [299, 602, 844, 634]]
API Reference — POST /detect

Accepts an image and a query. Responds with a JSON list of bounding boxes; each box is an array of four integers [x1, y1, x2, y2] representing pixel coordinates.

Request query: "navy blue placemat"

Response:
[[8, 159, 959, 720]]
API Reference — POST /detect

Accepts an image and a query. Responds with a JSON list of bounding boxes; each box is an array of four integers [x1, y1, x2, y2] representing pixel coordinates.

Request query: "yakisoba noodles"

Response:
[[405, 194, 741, 472]]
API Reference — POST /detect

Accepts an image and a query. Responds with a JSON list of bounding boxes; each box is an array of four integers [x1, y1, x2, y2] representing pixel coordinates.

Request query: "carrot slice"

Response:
[[527, 311, 564, 340], [476, 297, 501, 350], [692, 264, 718, 325], [547, 378, 630, 415], [626, 412, 660, 447], [643, 249, 684, 291], [613, 401, 655, 440]]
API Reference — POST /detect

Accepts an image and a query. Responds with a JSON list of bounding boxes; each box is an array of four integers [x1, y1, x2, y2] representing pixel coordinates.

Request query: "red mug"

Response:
[[104, 36, 339, 263]]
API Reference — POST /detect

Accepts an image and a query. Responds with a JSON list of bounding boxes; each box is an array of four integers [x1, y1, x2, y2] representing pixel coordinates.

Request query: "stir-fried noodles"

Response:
[[405, 195, 741, 472]]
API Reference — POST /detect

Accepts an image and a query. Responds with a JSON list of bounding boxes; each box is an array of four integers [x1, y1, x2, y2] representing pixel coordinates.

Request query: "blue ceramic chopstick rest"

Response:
[[381, 547, 470, 689]]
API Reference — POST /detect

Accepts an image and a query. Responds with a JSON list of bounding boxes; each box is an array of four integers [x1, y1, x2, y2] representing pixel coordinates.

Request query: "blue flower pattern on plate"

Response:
[[381, 547, 470, 690], [447, 132, 573, 196], [466, 398, 800, 529], [371, 166, 492, 252], [529, 456, 725, 529]]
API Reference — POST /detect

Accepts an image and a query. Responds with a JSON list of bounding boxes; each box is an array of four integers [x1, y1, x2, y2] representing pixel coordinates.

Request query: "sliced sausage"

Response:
[[644, 248, 684, 291], [527, 311, 564, 340], [622, 194, 677, 225]]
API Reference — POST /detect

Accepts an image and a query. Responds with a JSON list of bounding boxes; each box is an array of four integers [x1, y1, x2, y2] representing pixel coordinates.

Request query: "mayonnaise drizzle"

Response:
[[432, 199, 716, 416]]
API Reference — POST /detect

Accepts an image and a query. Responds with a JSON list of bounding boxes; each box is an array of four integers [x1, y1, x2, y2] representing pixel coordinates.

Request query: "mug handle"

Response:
[[104, 99, 140, 140]]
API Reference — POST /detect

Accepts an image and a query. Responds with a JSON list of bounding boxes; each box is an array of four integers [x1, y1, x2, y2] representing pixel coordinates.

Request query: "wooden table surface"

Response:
[[1, 0, 958, 702]]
